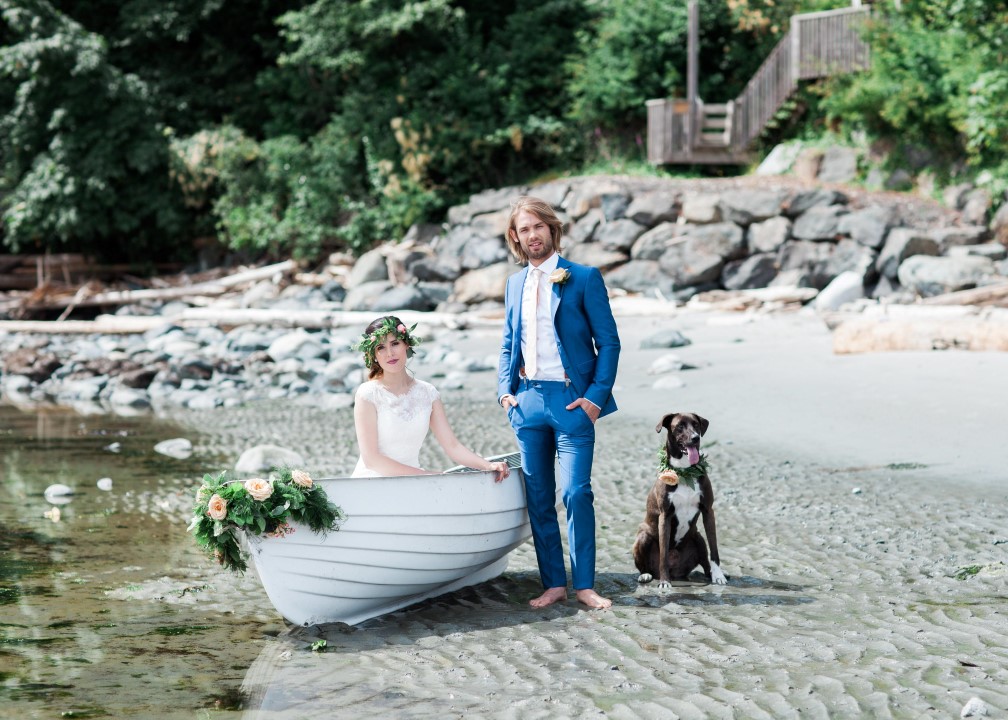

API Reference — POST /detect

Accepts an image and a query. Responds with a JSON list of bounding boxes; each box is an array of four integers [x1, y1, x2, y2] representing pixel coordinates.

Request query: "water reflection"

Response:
[[0, 403, 284, 718]]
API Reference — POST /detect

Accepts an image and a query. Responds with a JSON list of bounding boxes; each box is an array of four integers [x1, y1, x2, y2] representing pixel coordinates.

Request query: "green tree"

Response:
[[821, 0, 1008, 169], [0, 0, 189, 260], [51, 0, 308, 136], [567, 0, 749, 135], [204, 0, 591, 256]]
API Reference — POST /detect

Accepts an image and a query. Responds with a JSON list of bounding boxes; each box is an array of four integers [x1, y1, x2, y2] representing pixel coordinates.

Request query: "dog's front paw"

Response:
[[709, 563, 728, 585], [637, 573, 653, 584], [656, 579, 672, 591]]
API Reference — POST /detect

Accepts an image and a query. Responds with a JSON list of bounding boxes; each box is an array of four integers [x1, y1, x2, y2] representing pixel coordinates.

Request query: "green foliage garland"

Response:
[[351, 317, 420, 369], [656, 446, 709, 490], [188, 467, 345, 574]]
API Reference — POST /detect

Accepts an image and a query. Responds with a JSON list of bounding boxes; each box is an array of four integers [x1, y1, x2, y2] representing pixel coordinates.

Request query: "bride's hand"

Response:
[[488, 461, 510, 483]]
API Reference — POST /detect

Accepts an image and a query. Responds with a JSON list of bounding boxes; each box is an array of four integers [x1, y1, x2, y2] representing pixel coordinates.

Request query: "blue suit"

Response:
[[497, 257, 620, 591]]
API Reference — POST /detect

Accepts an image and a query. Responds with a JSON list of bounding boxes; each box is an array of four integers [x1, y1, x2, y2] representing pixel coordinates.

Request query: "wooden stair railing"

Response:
[[648, 5, 871, 165]]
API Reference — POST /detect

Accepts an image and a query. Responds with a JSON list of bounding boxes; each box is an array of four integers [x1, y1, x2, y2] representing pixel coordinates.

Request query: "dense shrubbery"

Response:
[[821, 0, 1008, 180], [2, 0, 1005, 265]]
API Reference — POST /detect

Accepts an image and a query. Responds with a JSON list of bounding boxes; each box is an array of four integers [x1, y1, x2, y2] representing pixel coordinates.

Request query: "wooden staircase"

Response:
[[696, 101, 733, 148], [647, 5, 871, 165]]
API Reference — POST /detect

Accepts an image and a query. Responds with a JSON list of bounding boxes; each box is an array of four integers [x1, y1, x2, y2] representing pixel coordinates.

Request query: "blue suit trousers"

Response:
[[509, 378, 597, 591]]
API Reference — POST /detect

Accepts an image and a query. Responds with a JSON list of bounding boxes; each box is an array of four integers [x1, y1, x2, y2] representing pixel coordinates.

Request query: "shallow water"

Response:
[[0, 403, 286, 719]]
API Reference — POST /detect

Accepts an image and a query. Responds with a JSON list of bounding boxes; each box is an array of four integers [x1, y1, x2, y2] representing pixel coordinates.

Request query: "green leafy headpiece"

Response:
[[351, 316, 421, 368]]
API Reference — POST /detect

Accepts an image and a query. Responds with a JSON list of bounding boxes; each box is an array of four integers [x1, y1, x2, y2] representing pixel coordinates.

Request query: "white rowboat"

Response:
[[247, 453, 530, 626]]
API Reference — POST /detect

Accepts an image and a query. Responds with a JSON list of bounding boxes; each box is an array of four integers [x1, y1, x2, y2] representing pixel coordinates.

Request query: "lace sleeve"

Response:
[[355, 381, 379, 407], [418, 380, 440, 405]]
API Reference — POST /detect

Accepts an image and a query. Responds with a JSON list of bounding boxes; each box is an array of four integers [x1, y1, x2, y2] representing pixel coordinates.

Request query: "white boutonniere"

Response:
[[548, 268, 571, 285]]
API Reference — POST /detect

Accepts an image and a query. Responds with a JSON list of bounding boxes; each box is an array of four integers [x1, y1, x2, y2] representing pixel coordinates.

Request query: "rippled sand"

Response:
[[163, 309, 1008, 719]]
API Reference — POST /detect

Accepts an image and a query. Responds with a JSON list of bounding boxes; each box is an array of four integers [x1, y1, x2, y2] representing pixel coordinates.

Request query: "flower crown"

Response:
[[351, 317, 421, 368]]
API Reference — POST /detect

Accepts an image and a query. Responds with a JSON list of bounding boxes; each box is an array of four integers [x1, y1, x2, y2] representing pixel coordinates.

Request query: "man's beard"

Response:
[[526, 239, 555, 261]]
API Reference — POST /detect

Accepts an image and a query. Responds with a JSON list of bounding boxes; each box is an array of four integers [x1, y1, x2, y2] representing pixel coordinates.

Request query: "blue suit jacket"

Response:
[[497, 257, 620, 417]]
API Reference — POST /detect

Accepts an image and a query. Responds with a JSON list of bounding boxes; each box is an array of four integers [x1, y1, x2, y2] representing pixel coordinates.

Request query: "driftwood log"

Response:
[[0, 308, 502, 335], [918, 281, 1008, 307], [828, 305, 1008, 353]]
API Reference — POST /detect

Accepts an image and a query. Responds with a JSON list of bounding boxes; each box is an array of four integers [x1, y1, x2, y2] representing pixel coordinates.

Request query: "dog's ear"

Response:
[[695, 415, 709, 436], [655, 413, 679, 434]]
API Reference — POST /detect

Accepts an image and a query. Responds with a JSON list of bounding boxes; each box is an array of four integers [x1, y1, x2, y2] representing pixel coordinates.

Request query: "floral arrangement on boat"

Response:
[[188, 467, 345, 573]]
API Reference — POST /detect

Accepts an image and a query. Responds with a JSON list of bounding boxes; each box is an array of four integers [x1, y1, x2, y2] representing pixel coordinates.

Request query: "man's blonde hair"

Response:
[[504, 196, 564, 264]]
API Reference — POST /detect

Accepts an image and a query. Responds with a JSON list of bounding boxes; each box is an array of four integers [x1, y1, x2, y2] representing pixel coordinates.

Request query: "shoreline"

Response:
[[6, 300, 1007, 718], [167, 302, 1008, 718]]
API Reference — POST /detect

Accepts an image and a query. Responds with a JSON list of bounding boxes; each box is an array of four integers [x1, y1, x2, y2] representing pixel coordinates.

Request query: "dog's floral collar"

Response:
[[548, 267, 571, 285], [656, 447, 709, 490], [351, 317, 420, 368]]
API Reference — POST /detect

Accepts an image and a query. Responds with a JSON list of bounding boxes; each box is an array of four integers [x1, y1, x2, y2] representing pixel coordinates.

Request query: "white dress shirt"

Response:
[[521, 253, 566, 381]]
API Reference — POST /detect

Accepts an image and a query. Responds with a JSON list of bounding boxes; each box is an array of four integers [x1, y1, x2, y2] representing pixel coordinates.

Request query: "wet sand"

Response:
[[168, 303, 1008, 718]]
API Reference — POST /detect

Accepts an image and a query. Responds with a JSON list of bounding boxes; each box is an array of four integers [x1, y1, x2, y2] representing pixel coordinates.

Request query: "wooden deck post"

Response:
[[686, 0, 698, 156]]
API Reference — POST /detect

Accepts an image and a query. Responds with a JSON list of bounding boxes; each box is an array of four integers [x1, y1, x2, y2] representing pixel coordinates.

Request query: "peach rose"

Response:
[[291, 469, 313, 489], [207, 494, 228, 520], [658, 469, 679, 486], [244, 477, 273, 502], [549, 268, 571, 285]]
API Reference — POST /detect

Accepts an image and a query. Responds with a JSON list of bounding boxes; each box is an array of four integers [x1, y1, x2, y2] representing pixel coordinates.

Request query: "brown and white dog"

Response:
[[632, 412, 727, 588]]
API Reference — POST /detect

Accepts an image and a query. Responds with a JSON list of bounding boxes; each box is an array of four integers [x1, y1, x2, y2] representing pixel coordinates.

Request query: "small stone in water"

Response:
[[154, 438, 193, 459], [97, 477, 113, 491], [44, 484, 74, 504]]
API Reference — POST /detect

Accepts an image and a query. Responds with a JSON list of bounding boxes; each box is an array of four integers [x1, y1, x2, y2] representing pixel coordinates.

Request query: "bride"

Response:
[[351, 315, 510, 482]]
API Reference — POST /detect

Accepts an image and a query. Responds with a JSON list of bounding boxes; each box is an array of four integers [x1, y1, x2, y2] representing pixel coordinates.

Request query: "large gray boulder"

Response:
[[624, 190, 679, 226], [565, 244, 629, 273], [813, 270, 865, 311], [631, 222, 685, 261], [721, 253, 779, 290], [816, 146, 859, 183], [447, 186, 524, 225], [837, 204, 894, 249], [657, 223, 746, 288], [604, 260, 676, 297], [876, 228, 939, 280], [345, 247, 388, 288], [596, 218, 647, 252], [747, 216, 791, 254], [784, 188, 848, 217], [791, 205, 848, 241], [451, 262, 512, 304], [680, 193, 721, 223], [897, 255, 997, 297], [717, 189, 789, 226]]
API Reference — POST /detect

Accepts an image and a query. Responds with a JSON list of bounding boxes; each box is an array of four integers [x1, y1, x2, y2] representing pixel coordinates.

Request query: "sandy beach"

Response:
[[167, 301, 1008, 719]]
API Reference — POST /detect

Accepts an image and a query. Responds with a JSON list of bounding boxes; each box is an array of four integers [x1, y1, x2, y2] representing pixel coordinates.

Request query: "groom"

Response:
[[497, 195, 621, 610]]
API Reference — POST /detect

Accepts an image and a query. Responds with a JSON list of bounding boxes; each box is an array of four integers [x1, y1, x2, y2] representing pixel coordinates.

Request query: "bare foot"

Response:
[[575, 588, 612, 609], [529, 586, 567, 608]]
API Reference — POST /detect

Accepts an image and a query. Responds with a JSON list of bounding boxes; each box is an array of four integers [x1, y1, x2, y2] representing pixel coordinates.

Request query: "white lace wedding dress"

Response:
[[351, 379, 440, 477]]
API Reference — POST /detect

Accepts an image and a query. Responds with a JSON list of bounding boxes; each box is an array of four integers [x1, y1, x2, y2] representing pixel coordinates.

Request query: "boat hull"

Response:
[[248, 465, 530, 626]]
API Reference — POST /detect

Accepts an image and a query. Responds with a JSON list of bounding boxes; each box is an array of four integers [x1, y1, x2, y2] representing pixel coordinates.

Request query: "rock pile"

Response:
[[344, 175, 1007, 314], [0, 313, 499, 415], [2, 175, 1007, 414]]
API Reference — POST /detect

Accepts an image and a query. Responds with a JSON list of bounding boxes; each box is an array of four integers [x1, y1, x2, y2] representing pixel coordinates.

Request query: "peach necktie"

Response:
[[525, 268, 542, 378]]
